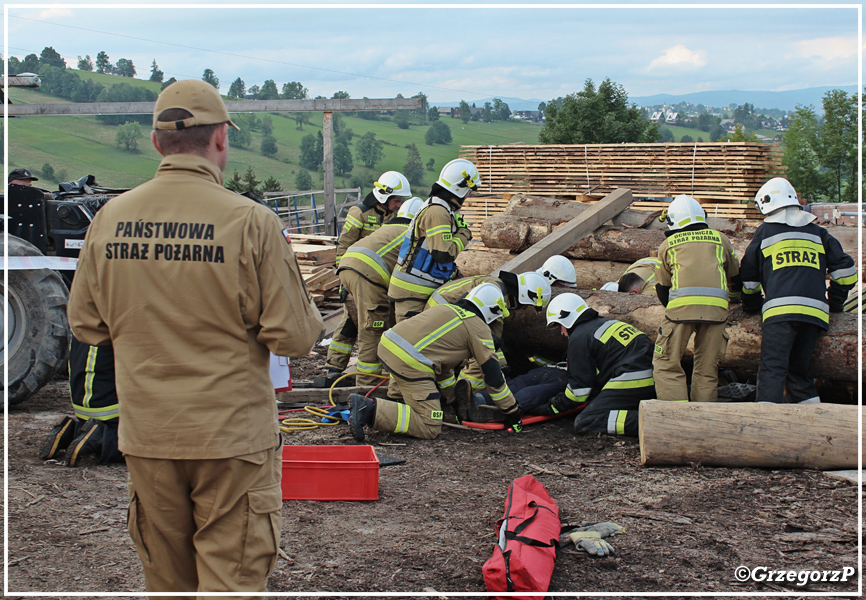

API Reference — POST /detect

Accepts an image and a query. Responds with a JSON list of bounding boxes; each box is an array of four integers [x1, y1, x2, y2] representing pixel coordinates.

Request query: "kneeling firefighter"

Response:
[[538, 293, 656, 437], [387, 158, 480, 322], [349, 283, 523, 441], [40, 336, 124, 466]]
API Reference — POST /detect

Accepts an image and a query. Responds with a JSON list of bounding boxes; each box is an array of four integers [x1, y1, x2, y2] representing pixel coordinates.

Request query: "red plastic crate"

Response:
[[281, 445, 379, 501]]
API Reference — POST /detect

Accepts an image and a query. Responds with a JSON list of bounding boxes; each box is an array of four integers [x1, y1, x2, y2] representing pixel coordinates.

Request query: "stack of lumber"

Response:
[[290, 234, 341, 310], [459, 142, 784, 218]]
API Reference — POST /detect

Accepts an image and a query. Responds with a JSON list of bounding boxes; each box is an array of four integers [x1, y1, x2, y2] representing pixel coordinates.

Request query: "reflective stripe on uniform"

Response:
[[565, 385, 591, 403], [341, 247, 390, 284], [390, 268, 440, 295], [458, 371, 485, 390], [489, 386, 512, 402], [603, 369, 655, 390], [73, 404, 120, 421], [416, 315, 463, 351], [438, 373, 456, 389], [82, 345, 98, 408], [759, 231, 823, 250], [669, 286, 729, 300], [328, 339, 354, 355], [668, 296, 728, 309], [381, 330, 435, 374], [607, 410, 628, 435], [742, 280, 762, 294], [761, 295, 829, 323], [394, 403, 410, 434], [829, 265, 857, 286], [356, 360, 382, 375], [426, 224, 451, 238], [343, 214, 363, 230]]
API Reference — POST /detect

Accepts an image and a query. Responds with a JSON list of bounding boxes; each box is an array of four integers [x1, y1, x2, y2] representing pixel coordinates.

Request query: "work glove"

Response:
[[574, 521, 626, 538], [339, 285, 348, 303], [502, 404, 523, 433], [829, 298, 845, 313], [568, 530, 615, 556]]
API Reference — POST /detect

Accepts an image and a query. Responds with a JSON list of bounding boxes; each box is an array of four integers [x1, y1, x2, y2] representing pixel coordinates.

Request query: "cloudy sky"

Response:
[[3, 1, 861, 106]]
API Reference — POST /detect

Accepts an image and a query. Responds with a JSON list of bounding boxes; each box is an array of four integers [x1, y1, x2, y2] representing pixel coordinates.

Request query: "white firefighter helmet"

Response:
[[545, 293, 589, 330], [517, 271, 553, 308], [466, 283, 510, 324], [372, 171, 412, 204], [663, 194, 706, 231], [436, 158, 481, 199], [754, 177, 799, 215], [396, 197, 425, 220], [536, 255, 577, 287]]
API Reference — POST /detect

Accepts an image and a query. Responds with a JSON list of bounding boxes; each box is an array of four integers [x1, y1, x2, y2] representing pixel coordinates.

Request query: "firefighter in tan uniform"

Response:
[[67, 80, 323, 598], [324, 197, 424, 387], [322, 172, 411, 386], [618, 257, 661, 295], [387, 158, 480, 322], [424, 271, 551, 398], [349, 283, 523, 440], [652, 195, 741, 403]]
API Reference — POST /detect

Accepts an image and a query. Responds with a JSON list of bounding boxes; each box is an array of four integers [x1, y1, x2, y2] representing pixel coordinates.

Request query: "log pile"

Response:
[[457, 193, 862, 290], [459, 142, 785, 211], [290, 234, 343, 327]]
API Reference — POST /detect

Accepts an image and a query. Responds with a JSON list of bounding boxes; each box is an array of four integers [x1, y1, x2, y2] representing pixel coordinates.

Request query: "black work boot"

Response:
[[468, 397, 506, 423], [454, 379, 472, 423], [349, 394, 377, 442], [313, 369, 355, 388], [39, 416, 77, 460], [66, 418, 104, 467]]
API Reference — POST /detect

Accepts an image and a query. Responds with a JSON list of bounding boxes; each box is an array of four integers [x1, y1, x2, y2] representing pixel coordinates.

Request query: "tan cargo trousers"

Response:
[[125, 443, 283, 600], [652, 319, 728, 403], [374, 377, 444, 439]]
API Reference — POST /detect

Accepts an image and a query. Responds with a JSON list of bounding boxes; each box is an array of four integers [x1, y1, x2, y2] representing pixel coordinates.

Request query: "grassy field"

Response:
[[8, 79, 542, 193]]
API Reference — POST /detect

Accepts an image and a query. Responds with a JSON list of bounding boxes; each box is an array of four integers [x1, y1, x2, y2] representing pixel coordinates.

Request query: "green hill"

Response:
[[7, 79, 542, 194]]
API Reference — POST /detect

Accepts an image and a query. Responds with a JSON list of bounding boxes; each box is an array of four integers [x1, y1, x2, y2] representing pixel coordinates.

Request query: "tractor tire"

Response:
[[2, 236, 70, 405]]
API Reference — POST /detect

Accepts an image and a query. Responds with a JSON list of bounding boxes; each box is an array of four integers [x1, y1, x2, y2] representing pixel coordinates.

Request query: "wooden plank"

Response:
[[492, 188, 634, 275], [6, 97, 423, 117], [277, 383, 389, 405]]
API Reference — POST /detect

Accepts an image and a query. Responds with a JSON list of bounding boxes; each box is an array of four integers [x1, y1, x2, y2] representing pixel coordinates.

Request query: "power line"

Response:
[[9, 15, 519, 102]]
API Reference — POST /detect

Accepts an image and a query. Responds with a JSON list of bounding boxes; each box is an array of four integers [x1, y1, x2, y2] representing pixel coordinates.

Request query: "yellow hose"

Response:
[[280, 371, 389, 434]]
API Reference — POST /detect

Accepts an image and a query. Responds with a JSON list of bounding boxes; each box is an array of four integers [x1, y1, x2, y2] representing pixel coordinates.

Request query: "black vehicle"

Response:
[[2, 176, 127, 405]]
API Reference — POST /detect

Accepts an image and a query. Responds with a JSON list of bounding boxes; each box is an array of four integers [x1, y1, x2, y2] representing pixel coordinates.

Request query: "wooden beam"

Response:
[[638, 400, 860, 470], [322, 111, 336, 236], [277, 383, 388, 405], [6, 97, 423, 117], [492, 188, 634, 276]]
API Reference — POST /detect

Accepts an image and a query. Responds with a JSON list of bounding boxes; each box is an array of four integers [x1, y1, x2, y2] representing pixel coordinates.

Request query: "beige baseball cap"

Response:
[[153, 79, 239, 131]]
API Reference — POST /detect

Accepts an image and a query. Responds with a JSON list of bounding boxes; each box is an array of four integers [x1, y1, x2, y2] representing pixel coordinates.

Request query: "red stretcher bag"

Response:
[[482, 474, 560, 599]]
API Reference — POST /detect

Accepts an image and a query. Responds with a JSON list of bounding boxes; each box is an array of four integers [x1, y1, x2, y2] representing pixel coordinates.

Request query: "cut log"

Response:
[[638, 400, 859, 470], [493, 188, 634, 276], [458, 250, 635, 289], [502, 290, 860, 384]]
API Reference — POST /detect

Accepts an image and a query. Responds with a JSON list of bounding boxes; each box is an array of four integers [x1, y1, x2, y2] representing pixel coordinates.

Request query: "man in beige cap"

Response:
[[68, 79, 323, 597]]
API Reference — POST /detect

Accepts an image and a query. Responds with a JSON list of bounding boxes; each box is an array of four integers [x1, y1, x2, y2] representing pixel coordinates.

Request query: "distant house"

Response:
[[650, 111, 664, 123], [513, 110, 543, 122], [665, 111, 678, 122], [438, 107, 455, 118], [720, 118, 736, 132]]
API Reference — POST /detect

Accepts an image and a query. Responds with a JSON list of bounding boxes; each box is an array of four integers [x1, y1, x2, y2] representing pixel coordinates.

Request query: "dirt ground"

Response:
[[4, 348, 861, 598]]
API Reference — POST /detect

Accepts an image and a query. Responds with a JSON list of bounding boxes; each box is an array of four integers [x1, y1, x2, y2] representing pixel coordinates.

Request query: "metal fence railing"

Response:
[[263, 188, 362, 235]]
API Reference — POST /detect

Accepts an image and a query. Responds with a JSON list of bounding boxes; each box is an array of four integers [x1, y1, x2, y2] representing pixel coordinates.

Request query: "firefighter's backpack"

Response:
[[482, 474, 560, 598]]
